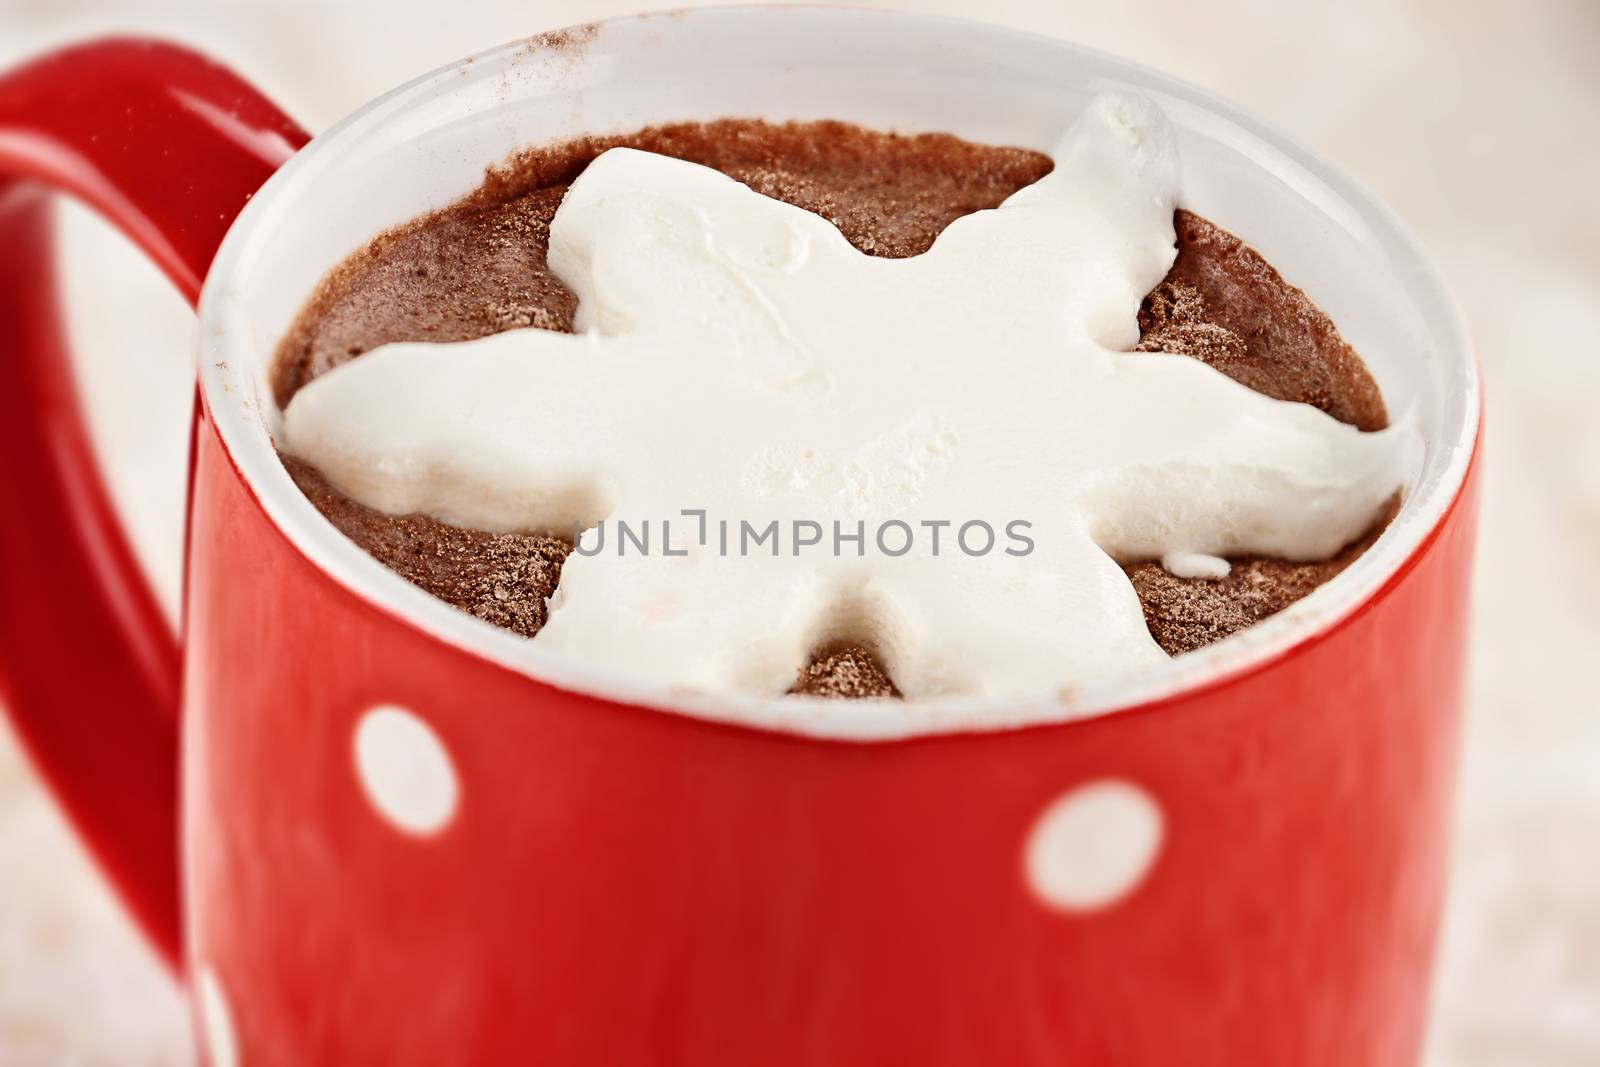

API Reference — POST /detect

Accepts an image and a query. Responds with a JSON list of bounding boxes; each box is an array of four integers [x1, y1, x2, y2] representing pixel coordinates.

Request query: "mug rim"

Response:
[[197, 5, 1481, 741]]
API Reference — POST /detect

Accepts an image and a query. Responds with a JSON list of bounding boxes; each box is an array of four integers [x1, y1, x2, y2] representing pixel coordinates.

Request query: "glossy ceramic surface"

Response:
[[0, 12, 1481, 1065]]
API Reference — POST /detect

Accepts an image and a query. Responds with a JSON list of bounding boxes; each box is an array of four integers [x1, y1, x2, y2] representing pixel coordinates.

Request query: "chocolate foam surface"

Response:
[[276, 119, 1391, 695]]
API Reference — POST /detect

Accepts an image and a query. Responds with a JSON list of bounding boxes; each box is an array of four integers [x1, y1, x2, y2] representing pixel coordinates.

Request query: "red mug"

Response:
[[0, 9, 1481, 1066]]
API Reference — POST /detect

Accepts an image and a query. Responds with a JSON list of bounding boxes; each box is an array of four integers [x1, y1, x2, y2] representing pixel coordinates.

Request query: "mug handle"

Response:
[[0, 38, 307, 968]]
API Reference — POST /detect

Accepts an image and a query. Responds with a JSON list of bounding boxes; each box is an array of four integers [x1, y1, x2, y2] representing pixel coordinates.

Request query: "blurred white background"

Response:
[[1, 0, 1596, 1063]]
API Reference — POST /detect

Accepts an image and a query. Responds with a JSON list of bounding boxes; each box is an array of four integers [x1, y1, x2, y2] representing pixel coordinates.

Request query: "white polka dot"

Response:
[[1025, 778, 1163, 912], [354, 705, 460, 835], [197, 967, 239, 1067]]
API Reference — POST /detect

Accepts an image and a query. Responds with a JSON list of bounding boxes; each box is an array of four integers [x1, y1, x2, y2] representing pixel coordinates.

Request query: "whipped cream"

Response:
[[282, 94, 1418, 699]]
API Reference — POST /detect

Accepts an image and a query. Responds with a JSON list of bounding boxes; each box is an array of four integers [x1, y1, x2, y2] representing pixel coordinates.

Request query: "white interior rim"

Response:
[[197, 7, 1480, 742]]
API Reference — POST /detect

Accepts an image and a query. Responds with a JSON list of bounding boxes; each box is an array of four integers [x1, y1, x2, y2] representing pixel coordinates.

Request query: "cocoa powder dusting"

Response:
[[1122, 496, 1398, 656], [274, 118, 1393, 697], [283, 456, 568, 638], [789, 646, 902, 699], [1136, 210, 1388, 431]]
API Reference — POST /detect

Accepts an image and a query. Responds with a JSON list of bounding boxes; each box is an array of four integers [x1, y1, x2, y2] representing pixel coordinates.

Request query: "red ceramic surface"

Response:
[[0, 38, 307, 965], [0, 16, 1481, 1067]]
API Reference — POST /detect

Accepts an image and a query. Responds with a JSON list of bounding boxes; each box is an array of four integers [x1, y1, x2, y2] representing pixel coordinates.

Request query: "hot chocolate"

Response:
[[274, 108, 1400, 700]]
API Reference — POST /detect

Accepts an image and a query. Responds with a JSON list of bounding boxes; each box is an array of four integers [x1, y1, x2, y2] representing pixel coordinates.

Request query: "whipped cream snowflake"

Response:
[[283, 94, 1414, 699]]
